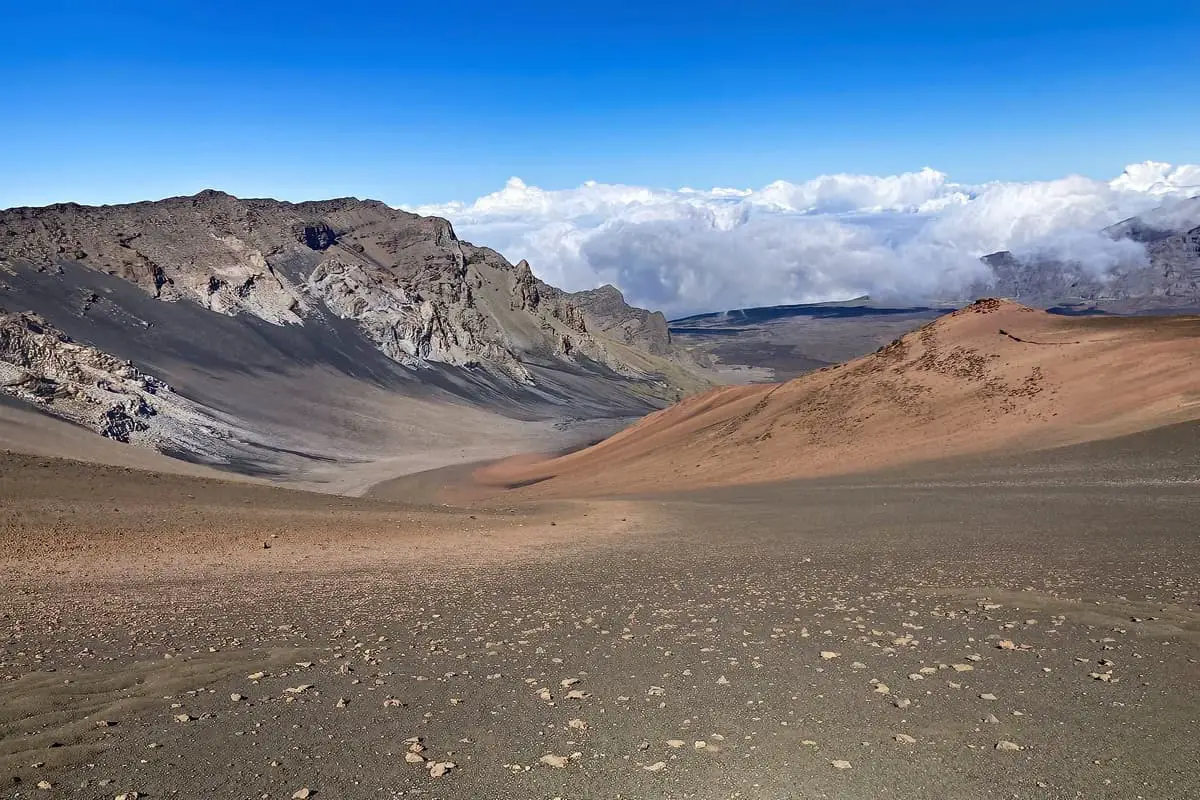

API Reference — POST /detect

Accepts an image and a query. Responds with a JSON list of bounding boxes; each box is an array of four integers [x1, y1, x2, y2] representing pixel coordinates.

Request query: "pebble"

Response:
[[540, 754, 570, 769], [830, 760, 852, 769], [292, 789, 312, 800], [643, 761, 667, 772]]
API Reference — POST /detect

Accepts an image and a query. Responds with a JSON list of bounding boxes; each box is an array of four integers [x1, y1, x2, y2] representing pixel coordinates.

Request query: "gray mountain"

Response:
[[559, 284, 674, 356], [0, 191, 709, 481], [978, 195, 1200, 310]]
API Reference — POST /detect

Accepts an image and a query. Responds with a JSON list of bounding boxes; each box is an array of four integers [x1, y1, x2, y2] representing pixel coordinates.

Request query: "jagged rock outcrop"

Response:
[[0, 191, 702, 387], [565, 284, 673, 355], [2, 307, 171, 442]]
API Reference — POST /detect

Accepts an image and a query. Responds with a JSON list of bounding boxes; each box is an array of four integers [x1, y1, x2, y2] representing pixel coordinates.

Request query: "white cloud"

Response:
[[407, 161, 1200, 317]]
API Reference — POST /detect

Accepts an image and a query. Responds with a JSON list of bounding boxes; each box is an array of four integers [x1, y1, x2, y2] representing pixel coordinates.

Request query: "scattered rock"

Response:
[[830, 760, 852, 770], [540, 754, 570, 769]]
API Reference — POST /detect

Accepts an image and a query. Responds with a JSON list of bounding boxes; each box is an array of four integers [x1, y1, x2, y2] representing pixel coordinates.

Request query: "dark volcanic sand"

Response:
[[2, 426, 1198, 799]]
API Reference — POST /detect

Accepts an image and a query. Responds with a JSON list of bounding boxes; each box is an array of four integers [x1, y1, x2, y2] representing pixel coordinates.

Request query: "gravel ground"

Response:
[[2, 427, 1198, 799]]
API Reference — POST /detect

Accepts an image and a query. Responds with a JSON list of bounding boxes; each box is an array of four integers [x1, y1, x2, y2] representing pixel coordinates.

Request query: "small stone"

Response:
[[427, 761, 455, 778], [247, 672, 266, 680], [830, 760, 852, 770], [230, 694, 244, 702], [565, 690, 590, 700], [893, 698, 911, 709], [820, 651, 840, 660], [951, 664, 974, 672], [666, 739, 686, 748], [716, 675, 730, 685], [643, 761, 667, 772], [540, 754, 570, 769], [560, 678, 581, 688], [173, 713, 193, 723], [995, 740, 1022, 751], [894, 734, 917, 744], [404, 752, 426, 764], [568, 718, 587, 731], [37, 781, 53, 790], [979, 693, 998, 701], [292, 790, 312, 800]]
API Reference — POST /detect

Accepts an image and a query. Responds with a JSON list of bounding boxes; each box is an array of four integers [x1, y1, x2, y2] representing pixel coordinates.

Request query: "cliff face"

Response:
[[0, 191, 702, 387]]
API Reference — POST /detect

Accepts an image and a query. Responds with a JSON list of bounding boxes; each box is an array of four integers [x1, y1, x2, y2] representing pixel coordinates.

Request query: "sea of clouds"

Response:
[[410, 161, 1200, 317]]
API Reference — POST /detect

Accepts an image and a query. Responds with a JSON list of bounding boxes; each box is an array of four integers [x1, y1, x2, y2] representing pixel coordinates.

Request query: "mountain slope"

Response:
[[0, 191, 709, 484], [477, 299, 1200, 496], [979, 195, 1200, 310]]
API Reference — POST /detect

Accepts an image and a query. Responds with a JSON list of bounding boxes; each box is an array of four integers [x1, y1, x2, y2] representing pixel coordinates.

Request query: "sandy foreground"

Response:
[[2, 420, 1198, 799]]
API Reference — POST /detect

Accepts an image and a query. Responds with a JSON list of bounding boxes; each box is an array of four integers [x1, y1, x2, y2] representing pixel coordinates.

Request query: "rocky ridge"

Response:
[[0, 191, 697, 386], [559, 284, 673, 356], [978, 195, 1200, 309]]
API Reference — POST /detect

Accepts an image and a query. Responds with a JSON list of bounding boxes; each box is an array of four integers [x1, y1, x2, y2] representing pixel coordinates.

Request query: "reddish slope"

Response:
[[478, 300, 1200, 497]]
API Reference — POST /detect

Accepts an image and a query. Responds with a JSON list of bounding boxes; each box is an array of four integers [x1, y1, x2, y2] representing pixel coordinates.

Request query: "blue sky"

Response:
[[4, 0, 1200, 209]]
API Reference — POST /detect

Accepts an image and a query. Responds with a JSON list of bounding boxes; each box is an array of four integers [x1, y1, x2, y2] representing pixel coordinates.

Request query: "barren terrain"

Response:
[[2, 423, 1198, 799], [3, 302, 1199, 799], [480, 301, 1200, 498]]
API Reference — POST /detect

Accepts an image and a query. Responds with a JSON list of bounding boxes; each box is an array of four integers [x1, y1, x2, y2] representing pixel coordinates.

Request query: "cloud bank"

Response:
[[410, 161, 1200, 317]]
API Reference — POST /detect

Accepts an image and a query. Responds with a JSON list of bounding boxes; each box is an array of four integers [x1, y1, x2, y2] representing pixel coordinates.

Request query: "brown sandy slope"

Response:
[[477, 300, 1200, 497]]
